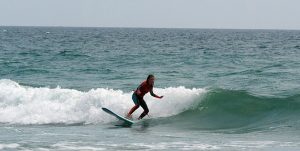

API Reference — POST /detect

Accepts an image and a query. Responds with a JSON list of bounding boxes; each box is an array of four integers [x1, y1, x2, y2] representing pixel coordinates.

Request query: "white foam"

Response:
[[52, 141, 219, 150], [0, 143, 20, 150], [52, 142, 105, 151], [0, 79, 206, 125]]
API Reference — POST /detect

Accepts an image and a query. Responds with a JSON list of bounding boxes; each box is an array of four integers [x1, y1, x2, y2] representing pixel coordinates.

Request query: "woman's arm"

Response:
[[150, 89, 163, 99]]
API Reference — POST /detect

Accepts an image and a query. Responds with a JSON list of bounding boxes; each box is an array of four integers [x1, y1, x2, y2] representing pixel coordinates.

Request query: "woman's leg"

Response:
[[127, 105, 139, 117], [138, 99, 149, 120], [127, 93, 140, 118]]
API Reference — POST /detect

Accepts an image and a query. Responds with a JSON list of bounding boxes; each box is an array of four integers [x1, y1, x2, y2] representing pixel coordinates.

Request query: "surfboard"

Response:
[[102, 107, 135, 125]]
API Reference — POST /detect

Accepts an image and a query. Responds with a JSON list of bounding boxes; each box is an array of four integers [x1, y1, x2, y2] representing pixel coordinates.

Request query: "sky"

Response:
[[0, 0, 300, 30]]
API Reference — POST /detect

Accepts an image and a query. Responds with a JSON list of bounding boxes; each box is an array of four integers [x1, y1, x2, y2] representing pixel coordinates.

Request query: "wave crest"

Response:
[[0, 79, 206, 125]]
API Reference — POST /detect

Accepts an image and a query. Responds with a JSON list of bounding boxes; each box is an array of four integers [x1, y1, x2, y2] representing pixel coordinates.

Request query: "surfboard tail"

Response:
[[102, 107, 135, 125]]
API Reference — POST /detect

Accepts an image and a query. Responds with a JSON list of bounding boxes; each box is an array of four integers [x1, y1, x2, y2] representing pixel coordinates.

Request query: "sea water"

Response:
[[1, 26, 300, 150]]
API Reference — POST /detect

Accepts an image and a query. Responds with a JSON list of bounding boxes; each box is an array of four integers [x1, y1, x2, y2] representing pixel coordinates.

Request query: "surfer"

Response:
[[126, 75, 163, 120]]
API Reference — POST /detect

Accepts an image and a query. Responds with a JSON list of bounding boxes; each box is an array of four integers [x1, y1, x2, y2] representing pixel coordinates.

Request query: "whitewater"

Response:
[[0, 79, 205, 125]]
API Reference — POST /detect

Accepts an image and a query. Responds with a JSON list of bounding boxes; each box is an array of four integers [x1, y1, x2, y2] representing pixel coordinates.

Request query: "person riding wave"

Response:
[[126, 75, 163, 120]]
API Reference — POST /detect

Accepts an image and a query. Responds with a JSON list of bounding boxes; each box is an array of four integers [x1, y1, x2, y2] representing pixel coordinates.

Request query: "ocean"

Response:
[[1, 26, 300, 150]]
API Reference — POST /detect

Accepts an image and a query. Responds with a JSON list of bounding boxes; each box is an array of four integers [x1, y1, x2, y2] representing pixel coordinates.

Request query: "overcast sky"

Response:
[[1, 0, 300, 29]]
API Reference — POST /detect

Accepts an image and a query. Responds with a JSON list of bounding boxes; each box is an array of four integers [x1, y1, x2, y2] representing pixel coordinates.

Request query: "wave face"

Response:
[[0, 79, 205, 125], [164, 89, 300, 131]]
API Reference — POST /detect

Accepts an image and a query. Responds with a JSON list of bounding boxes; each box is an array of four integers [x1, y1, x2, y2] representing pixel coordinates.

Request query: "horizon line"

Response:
[[1, 25, 300, 31]]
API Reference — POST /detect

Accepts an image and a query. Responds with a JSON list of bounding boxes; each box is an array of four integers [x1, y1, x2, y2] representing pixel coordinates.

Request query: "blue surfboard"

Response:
[[102, 107, 135, 125]]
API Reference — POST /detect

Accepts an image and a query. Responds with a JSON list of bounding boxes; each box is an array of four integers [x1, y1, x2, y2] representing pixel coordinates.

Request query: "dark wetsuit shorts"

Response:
[[132, 93, 148, 111]]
